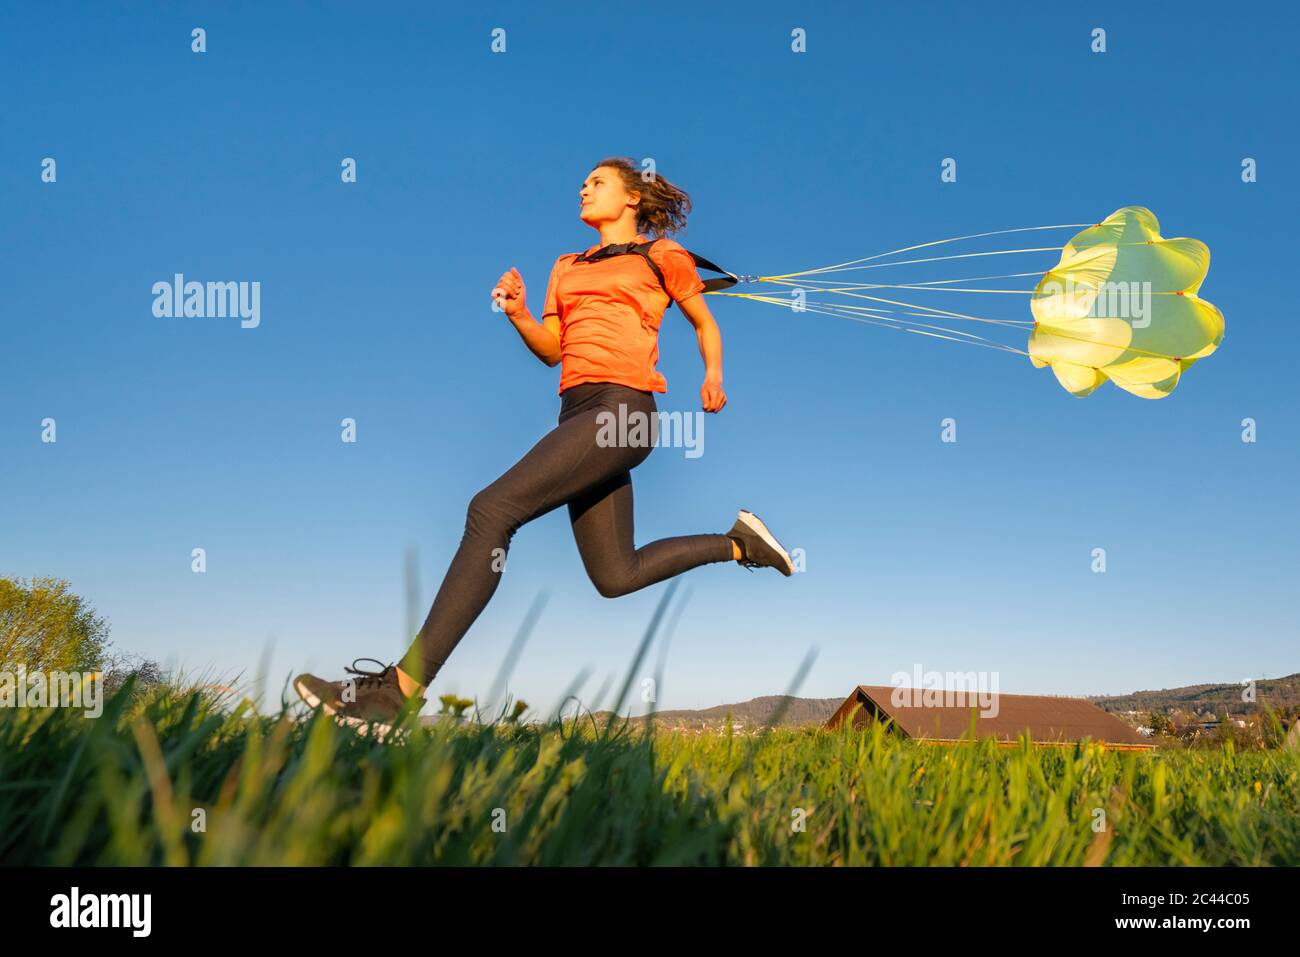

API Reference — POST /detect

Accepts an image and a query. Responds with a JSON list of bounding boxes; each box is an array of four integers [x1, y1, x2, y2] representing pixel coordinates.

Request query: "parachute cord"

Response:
[[723, 293, 1031, 356], [878, 270, 1048, 286], [797, 304, 1032, 356], [717, 290, 1201, 363], [753, 279, 1036, 329], [790, 282, 1038, 295], [777, 270, 1048, 293], [766, 246, 1071, 277], [768, 223, 1092, 278]]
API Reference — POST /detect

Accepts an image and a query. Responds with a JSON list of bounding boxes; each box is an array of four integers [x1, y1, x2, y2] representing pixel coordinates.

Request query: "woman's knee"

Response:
[[465, 486, 516, 539], [588, 562, 639, 599]]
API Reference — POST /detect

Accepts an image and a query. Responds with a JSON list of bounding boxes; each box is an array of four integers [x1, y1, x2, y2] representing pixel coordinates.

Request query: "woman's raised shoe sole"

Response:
[[727, 509, 795, 576]]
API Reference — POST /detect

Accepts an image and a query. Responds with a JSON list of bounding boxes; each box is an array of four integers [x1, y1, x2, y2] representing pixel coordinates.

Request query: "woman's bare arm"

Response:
[[676, 292, 727, 413], [509, 307, 563, 367], [493, 267, 562, 366]]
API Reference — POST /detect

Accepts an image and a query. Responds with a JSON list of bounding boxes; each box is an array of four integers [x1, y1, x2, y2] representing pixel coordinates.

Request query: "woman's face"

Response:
[[579, 166, 638, 229]]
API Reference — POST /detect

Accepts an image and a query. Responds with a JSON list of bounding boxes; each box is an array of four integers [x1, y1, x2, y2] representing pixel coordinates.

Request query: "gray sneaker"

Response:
[[293, 658, 425, 739], [726, 509, 795, 576]]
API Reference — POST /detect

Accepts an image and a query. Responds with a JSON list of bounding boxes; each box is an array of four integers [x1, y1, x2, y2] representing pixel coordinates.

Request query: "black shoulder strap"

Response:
[[688, 252, 740, 293], [571, 240, 738, 308]]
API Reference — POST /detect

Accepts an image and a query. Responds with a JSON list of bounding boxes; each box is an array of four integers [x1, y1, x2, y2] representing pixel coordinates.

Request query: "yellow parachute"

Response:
[[714, 206, 1224, 399], [1027, 207, 1224, 399]]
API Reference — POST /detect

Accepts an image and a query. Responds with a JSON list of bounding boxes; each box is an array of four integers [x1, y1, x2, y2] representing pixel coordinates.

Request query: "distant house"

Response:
[[825, 685, 1156, 750]]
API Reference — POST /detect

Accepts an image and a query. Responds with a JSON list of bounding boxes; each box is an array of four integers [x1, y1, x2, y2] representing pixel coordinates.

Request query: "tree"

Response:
[[102, 652, 166, 697], [0, 577, 111, 672], [1147, 710, 1175, 737]]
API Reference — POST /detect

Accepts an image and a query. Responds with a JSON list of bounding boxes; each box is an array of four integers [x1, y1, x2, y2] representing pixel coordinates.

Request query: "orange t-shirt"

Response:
[[541, 234, 706, 395]]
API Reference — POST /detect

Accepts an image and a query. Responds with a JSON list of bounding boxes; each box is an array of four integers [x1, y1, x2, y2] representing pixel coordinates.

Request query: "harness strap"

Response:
[[572, 239, 739, 307]]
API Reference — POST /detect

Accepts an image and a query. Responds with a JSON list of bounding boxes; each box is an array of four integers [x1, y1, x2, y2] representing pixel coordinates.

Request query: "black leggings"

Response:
[[398, 381, 736, 684]]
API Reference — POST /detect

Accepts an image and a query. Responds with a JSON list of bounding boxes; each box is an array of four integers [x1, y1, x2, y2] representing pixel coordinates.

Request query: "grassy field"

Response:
[[3, 674, 1299, 866], [6, 586, 1298, 866]]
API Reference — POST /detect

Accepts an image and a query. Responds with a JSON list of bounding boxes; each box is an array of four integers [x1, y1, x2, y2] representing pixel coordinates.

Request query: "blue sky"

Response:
[[3, 1, 1296, 716]]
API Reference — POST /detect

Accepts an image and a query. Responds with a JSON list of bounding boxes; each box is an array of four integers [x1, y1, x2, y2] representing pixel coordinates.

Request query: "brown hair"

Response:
[[593, 156, 692, 238]]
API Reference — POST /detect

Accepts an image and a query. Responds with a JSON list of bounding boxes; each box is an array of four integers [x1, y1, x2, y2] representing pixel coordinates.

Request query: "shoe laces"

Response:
[[730, 534, 758, 572], [344, 658, 395, 690]]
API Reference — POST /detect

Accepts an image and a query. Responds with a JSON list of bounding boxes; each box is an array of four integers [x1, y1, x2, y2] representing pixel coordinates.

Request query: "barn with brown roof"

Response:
[[825, 685, 1155, 750]]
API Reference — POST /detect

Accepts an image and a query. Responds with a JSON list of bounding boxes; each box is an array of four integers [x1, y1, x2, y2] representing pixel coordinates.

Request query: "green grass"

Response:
[[4, 582, 1298, 866], [3, 676, 1299, 865]]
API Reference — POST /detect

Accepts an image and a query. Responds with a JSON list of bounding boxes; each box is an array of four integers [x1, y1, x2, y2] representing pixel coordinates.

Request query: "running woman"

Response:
[[294, 157, 794, 734]]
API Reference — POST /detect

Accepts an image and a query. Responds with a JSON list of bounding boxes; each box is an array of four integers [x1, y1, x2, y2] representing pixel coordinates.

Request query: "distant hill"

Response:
[[1087, 673, 1300, 719], [593, 695, 845, 731], [586, 674, 1300, 732]]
